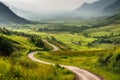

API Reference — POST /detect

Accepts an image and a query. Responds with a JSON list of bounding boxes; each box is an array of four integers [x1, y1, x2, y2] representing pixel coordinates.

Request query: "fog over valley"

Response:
[[1, 0, 97, 20]]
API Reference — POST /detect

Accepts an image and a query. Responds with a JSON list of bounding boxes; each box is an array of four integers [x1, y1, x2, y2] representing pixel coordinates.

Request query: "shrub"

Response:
[[35, 38, 44, 47], [0, 36, 14, 56], [97, 49, 120, 74]]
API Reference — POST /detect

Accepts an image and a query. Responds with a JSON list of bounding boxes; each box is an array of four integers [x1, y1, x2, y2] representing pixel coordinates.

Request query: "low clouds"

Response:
[[1, 0, 97, 13]]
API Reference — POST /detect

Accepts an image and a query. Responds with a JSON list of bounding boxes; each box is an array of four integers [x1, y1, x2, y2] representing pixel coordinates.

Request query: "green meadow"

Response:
[[0, 31, 74, 80], [0, 17, 120, 80]]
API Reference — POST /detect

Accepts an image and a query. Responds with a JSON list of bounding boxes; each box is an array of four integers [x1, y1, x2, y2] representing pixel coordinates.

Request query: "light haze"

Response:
[[1, 0, 97, 14]]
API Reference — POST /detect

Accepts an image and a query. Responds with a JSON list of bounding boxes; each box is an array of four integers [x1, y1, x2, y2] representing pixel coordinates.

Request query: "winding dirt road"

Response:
[[28, 40, 102, 80]]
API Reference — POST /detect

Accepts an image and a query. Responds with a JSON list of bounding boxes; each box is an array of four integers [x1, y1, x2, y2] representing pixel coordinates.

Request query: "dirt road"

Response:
[[28, 40, 102, 80]]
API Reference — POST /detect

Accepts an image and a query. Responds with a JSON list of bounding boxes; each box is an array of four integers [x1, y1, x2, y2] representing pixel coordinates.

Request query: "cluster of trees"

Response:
[[0, 36, 14, 56], [29, 35, 44, 48], [94, 38, 120, 44], [0, 27, 45, 48], [83, 31, 120, 38], [37, 24, 89, 34], [87, 37, 120, 47], [0, 27, 39, 38], [98, 48, 120, 74], [0, 27, 10, 35]]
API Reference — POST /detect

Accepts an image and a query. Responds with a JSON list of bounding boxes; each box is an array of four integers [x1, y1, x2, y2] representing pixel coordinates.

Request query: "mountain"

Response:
[[0, 2, 30, 24], [10, 7, 35, 20], [75, 0, 116, 17], [104, 0, 120, 14]]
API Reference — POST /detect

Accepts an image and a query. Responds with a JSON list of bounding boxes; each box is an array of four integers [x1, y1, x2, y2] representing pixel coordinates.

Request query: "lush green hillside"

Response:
[[0, 7, 120, 80], [0, 28, 74, 80]]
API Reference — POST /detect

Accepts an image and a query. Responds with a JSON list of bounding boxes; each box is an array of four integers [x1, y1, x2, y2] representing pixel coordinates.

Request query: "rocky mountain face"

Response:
[[0, 2, 30, 24], [75, 0, 117, 17], [103, 0, 120, 14]]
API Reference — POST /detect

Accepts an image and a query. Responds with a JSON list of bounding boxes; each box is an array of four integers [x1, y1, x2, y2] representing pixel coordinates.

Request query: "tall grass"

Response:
[[36, 49, 120, 80], [0, 57, 74, 80]]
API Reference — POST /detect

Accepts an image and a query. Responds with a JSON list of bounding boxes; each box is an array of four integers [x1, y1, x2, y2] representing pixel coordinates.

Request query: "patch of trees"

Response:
[[98, 38, 120, 44], [92, 33, 120, 38], [88, 37, 120, 46], [83, 31, 120, 38], [0, 27, 45, 48], [98, 49, 120, 74], [29, 35, 44, 48], [37, 24, 89, 34], [0, 27, 10, 35], [0, 36, 14, 56], [0, 27, 40, 39], [95, 38, 113, 44]]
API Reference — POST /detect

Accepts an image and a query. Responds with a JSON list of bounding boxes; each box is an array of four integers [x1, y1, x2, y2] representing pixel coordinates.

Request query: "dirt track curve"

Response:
[[28, 40, 102, 80]]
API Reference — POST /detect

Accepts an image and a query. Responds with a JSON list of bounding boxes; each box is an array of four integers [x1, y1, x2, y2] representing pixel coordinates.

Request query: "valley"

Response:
[[0, 0, 120, 80], [0, 17, 120, 80]]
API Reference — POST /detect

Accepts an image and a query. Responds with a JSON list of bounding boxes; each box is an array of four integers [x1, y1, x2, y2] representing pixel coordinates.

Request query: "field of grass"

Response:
[[35, 49, 120, 80], [0, 33, 74, 80], [0, 17, 120, 80], [0, 57, 74, 80], [26, 20, 120, 80], [12, 29, 111, 50], [11, 21, 120, 51]]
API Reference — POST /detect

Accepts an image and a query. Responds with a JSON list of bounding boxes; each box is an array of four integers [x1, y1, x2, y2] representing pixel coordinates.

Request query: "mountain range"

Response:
[[0, 0, 120, 23], [75, 0, 120, 17], [104, 0, 120, 14], [0, 2, 30, 24]]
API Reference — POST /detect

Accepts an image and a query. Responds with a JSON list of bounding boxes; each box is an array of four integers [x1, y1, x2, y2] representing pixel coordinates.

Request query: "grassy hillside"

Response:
[[0, 12, 120, 80], [0, 28, 74, 80]]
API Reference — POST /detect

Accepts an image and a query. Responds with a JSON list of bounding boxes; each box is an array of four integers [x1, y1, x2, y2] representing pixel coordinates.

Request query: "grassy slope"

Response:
[[6, 15, 120, 80], [35, 50, 120, 80], [0, 34, 74, 80], [33, 19, 120, 80]]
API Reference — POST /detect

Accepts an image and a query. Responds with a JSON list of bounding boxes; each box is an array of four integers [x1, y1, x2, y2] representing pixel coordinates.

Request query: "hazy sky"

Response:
[[1, 0, 97, 13]]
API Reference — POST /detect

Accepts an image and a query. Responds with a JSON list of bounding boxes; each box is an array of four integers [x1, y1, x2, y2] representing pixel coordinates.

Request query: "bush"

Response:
[[97, 49, 120, 74], [0, 36, 14, 56], [35, 38, 44, 47]]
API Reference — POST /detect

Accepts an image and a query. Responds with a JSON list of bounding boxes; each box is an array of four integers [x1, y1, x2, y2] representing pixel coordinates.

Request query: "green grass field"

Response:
[[0, 33, 74, 80], [35, 49, 120, 80], [0, 17, 120, 80]]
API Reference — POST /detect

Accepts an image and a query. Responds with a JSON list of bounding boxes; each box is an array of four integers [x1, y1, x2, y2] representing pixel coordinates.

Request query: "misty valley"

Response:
[[0, 0, 120, 80]]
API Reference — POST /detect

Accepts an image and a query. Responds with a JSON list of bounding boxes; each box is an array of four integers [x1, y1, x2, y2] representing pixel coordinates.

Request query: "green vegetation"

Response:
[[0, 36, 14, 56], [0, 28, 74, 80], [0, 57, 74, 80], [35, 49, 120, 80], [0, 13, 120, 80], [47, 36, 71, 50], [98, 47, 120, 74], [31, 17, 120, 80]]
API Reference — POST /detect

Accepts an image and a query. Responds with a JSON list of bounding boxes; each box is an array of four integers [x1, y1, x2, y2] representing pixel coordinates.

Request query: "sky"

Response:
[[1, 0, 97, 14]]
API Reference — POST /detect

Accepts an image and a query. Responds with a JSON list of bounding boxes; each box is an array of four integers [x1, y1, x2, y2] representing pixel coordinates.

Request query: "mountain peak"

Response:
[[0, 2, 30, 24], [75, 0, 116, 17]]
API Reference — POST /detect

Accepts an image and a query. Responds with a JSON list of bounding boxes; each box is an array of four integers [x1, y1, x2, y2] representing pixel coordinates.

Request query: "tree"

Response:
[[35, 38, 44, 47]]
